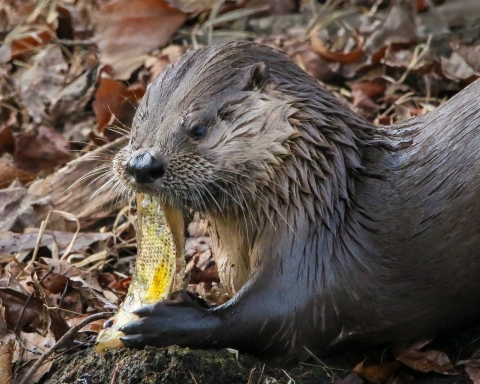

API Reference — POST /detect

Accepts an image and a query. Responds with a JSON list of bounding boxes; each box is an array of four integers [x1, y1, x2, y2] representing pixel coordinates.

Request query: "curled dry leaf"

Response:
[[393, 339, 458, 375], [353, 360, 402, 384], [311, 34, 363, 65], [94, 0, 186, 80]]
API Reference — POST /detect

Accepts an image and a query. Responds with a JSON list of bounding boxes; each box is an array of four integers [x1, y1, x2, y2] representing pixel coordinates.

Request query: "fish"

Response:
[[95, 193, 179, 352]]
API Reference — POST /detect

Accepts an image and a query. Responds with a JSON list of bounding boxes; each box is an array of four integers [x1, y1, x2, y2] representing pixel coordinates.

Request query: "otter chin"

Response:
[[112, 41, 480, 360]]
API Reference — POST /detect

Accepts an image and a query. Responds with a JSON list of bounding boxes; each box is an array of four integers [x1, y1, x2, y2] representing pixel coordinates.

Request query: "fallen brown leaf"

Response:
[[66, 314, 106, 333], [0, 281, 47, 332], [393, 339, 458, 375], [363, 0, 418, 59], [0, 12, 54, 63], [0, 127, 15, 155], [451, 41, 480, 73], [311, 34, 364, 65], [0, 230, 112, 256], [441, 53, 477, 82], [0, 339, 13, 384], [94, 0, 186, 79], [13, 125, 73, 176], [350, 79, 386, 110], [17, 45, 68, 121], [147, 44, 187, 82], [92, 77, 144, 135], [353, 360, 402, 384], [0, 154, 36, 189], [13, 331, 54, 383]]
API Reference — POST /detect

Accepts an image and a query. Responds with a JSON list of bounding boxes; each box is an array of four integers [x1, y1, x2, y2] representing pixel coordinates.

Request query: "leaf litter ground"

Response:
[[1, 0, 480, 383]]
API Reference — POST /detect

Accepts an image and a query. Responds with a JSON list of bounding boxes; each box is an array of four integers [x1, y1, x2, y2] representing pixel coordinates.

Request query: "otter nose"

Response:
[[126, 152, 166, 184]]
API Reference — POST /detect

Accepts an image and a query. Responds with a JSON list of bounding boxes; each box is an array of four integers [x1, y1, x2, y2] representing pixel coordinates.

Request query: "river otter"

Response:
[[112, 41, 480, 360]]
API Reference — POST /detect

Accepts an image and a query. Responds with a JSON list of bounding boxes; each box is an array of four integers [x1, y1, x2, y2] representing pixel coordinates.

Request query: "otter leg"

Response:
[[119, 260, 337, 359]]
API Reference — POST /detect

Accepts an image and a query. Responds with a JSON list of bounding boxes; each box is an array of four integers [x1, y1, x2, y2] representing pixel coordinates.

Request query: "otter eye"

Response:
[[189, 125, 208, 140]]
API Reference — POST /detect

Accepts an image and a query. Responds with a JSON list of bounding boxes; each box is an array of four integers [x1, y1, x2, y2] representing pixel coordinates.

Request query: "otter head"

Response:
[[113, 42, 302, 212]]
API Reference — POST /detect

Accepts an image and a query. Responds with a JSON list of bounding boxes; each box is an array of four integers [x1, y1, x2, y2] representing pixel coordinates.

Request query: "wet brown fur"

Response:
[[113, 41, 480, 360]]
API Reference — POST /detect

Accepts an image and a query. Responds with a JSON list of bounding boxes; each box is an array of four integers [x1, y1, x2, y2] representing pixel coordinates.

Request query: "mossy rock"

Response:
[[41, 346, 338, 384]]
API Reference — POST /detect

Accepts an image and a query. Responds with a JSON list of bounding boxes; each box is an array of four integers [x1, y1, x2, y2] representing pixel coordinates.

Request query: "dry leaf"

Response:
[[66, 314, 106, 333], [13, 125, 73, 175], [441, 53, 476, 82], [451, 41, 480, 73], [17, 45, 68, 121], [311, 34, 363, 65], [0, 127, 15, 156], [0, 230, 112, 255], [0, 154, 36, 189], [363, 0, 418, 59], [94, 0, 186, 79], [393, 340, 458, 375], [353, 360, 401, 384], [13, 331, 54, 383], [0, 18, 54, 62], [0, 339, 13, 384], [92, 77, 144, 134]]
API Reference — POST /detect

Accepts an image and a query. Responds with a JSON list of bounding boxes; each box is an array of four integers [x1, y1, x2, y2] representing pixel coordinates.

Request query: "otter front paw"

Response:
[[119, 291, 217, 349]]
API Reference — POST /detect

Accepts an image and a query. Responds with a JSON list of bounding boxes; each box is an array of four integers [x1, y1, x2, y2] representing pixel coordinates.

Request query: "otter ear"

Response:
[[242, 62, 269, 91]]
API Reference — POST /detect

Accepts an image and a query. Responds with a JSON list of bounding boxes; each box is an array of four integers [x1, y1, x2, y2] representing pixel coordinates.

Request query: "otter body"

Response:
[[113, 41, 480, 360]]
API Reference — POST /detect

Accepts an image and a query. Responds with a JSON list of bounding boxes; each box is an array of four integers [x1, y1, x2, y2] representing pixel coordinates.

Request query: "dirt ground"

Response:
[[41, 325, 480, 384]]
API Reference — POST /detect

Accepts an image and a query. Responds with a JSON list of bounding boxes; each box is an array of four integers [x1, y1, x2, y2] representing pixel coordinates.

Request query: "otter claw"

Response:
[[120, 334, 151, 349]]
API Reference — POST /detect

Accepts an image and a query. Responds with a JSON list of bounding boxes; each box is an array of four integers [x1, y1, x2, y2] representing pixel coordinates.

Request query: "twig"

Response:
[[13, 265, 55, 333], [18, 312, 111, 384], [50, 38, 96, 47]]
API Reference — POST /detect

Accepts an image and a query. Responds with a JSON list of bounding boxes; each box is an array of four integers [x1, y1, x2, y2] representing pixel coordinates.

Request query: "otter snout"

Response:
[[126, 152, 167, 184]]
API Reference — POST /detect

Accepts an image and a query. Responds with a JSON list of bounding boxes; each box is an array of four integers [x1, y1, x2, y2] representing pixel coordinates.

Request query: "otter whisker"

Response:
[[218, 166, 291, 195], [65, 166, 112, 193], [232, 184, 260, 235], [202, 185, 224, 217], [86, 170, 116, 189], [108, 125, 130, 135], [90, 177, 117, 201]]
